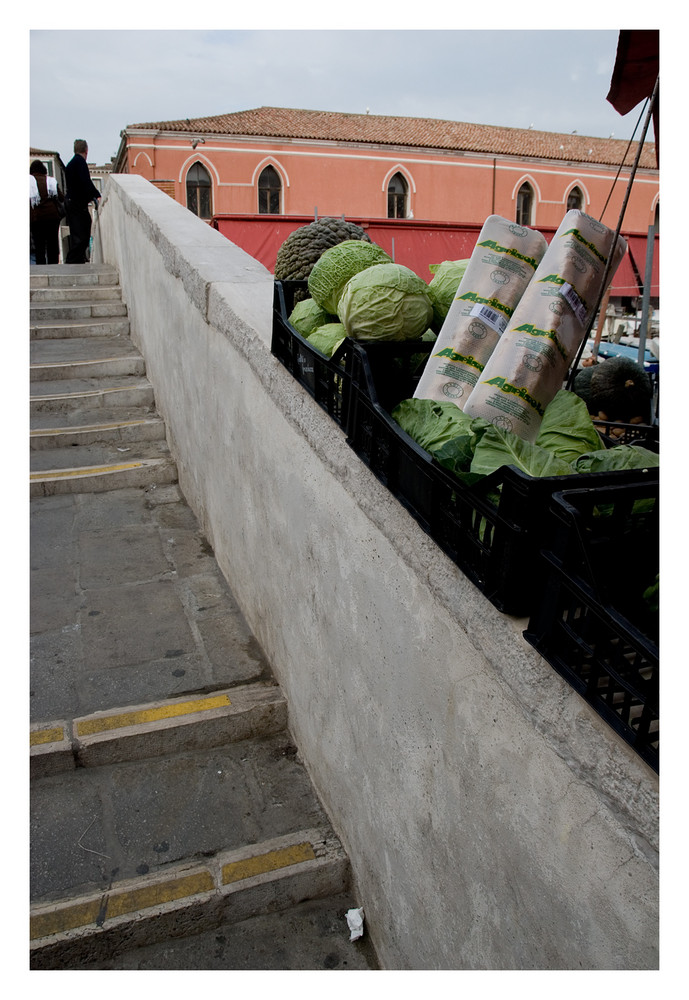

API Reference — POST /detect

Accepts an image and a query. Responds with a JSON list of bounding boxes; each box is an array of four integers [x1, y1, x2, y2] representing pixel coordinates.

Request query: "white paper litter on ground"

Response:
[[346, 907, 365, 941]]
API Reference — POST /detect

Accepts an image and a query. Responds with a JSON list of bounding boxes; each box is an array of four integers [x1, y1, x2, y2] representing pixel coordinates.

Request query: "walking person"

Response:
[[30, 160, 65, 265], [65, 139, 101, 264]]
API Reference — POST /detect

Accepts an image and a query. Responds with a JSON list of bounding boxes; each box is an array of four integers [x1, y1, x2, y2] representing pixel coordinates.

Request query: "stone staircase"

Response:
[[29, 265, 377, 971], [30, 264, 177, 497]]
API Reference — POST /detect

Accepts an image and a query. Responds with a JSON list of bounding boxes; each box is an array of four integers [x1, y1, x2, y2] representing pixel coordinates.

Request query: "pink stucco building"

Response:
[[112, 107, 658, 296], [113, 106, 658, 230]]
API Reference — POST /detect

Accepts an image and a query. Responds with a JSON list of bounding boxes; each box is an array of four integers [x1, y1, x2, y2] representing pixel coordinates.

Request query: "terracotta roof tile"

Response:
[[126, 106, 657, 169]]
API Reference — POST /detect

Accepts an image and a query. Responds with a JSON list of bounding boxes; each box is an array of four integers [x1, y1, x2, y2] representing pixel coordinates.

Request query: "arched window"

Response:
[[258, 165, 281, 214], [387, 172, 408, 219], [516, 183, 534, 226], [567, 186, 584, 211], [186, 162, 212, 219]]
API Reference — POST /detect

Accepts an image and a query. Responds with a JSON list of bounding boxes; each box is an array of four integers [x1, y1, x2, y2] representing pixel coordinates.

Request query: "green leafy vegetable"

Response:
[[571, 445, 660, 474], [308, 240, 392, 314], [288, 298, 336, 338], [643, 574, 659, 613], [391, 398, 476, 454], [470, 425, 575, 479], [306, 322, 347, 358], [427, 259, 470, 331], [534, 389, 604, 464], [338, 263, 433, 342]]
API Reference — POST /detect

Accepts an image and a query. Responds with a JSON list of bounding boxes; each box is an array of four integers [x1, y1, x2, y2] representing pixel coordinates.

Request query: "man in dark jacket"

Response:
[[65, 139, 101, 263]]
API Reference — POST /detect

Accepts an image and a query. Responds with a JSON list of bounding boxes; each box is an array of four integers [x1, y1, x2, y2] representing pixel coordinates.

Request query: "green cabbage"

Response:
[[288, 297, 336, 338], [534, 389, 604, 464], [338, 263, 433, 342], [307, 240, 392, 314], [306, 322, 346, 358], [427, 259, 470, 331], [393, 388, 658, 484], [571, 445, 660, 474], [392, 398, 475, 454]]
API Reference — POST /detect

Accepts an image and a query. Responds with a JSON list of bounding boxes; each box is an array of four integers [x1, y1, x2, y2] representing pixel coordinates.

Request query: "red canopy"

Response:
[[607, 30, 659, 164], [627, 233, 659, 297]]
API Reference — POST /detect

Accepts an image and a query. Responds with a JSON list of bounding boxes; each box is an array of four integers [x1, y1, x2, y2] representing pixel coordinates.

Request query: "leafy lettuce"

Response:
[[392, 388, 658, 489]]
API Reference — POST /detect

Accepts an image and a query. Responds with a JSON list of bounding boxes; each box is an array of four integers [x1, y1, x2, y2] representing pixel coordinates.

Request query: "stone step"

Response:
[[31, 317, 132, 340], [30, 827, 351, 970], [31, 336, 145, 380], [30, 377, 156, 414], [30, 415, 167, 450], [30, 723, 349, 968], [30, 264, 120, 289], [31, 683, 288, 777], [30, 286, 124, 304], [30, 456, 178, 497], [30, 439, 177, 496], [68, 891, 378, 971], [30, 301, 129, 322]]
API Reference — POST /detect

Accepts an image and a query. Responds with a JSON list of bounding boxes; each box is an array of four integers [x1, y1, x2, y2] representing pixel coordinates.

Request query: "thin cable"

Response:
[[566, 75, 659, 390], [598, 99, 649, 225]]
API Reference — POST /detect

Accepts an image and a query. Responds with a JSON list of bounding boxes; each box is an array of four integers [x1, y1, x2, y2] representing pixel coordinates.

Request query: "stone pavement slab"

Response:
[[78, 892, 379, 970], [30, 484, 272, 722]]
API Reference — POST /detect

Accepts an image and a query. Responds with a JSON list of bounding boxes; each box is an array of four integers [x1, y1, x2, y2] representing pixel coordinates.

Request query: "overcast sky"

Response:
[[28, 26, 658, 167]]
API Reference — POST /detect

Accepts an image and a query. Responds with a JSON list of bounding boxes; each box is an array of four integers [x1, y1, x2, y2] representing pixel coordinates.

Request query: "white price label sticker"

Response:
[[560, 282, 588, 325], [469, 302, 508, 336]]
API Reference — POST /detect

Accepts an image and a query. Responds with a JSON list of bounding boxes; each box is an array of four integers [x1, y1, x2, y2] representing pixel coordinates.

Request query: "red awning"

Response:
[[607, 30, 659, 164], [627, 234, 659, 297], [609, 245, 641, 297]]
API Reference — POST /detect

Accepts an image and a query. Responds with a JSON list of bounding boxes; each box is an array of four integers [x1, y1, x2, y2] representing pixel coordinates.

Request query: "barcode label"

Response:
[[469, 303, 508, 335], [561, 282, 588, 325]]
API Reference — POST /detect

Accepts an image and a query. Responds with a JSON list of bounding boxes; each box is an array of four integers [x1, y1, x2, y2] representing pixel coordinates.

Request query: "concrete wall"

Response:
[[98, 174, 659, 971]]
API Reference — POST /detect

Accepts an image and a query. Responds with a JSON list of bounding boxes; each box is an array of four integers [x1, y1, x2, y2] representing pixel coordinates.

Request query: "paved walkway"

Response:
[[29, 264, 379, 971]]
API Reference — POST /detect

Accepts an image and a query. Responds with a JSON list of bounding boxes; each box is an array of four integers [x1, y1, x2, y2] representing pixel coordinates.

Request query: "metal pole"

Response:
[[566, 74, 659, 388], [638, 222, 656, 366]]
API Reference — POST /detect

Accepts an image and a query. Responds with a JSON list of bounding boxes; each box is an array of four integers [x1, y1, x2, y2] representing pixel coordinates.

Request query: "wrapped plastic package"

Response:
[[463, 211, 628, 440], [413, 215, 547, 407]]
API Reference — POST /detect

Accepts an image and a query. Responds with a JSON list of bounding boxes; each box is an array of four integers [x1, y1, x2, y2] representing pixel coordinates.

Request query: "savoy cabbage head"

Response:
[[338, 263, 433, 342]]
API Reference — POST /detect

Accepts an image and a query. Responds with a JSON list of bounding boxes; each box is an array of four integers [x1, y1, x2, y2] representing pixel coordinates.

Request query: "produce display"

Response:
[[393, 387, 658, 487], [274, 218, 373, 302], [306, 322, 347, 358], [287, 297, 336, 338], [307, 240, 392, 315], [426, 259, 470, 331], [463, 211, 627, 441], [338, 262, 433, 342], [573, 355, 653, 425], [275, 209, 657, 474], [413, 216, 548, 406]]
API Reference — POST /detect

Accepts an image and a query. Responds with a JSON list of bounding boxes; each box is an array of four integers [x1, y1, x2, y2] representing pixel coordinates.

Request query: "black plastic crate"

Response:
[[593, 418, 659, 452], [344, 339, 660, 617], [524, 479, 659, 772], [271, 281, 351, 428]]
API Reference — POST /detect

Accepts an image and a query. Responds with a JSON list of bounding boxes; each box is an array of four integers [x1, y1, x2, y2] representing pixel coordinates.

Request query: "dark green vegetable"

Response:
[[573, 356, 653, 423], [274, 218, 373, 304]]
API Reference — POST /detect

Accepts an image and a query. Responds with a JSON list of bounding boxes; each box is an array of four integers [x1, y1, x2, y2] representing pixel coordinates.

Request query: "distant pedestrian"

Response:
[[65, 139, 101, 264], [30, 159, 65, 265]]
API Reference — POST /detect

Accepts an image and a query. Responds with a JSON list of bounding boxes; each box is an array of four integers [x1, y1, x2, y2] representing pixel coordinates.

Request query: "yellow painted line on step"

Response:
[[30, 871, 215, 940], [30, 462, 145, 481], [30, 725, 65, 747], [222, 842, 316, 885], [31, 898, 103, 940], [75, 694, 232, 737], [30, 358, 134, 369], [31, 386, 143, 401], [31, 420, 151, 436]]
